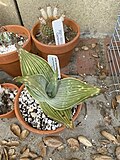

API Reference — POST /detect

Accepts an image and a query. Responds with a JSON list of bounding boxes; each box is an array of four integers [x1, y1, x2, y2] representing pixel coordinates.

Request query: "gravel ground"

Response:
[[0, 74, 120, 160], [0, 38, 120, 160]]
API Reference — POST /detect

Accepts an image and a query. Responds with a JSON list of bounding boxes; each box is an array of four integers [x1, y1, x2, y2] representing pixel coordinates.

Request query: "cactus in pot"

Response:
[[36, 6, 74, 44], [15, 49, 101, 128]]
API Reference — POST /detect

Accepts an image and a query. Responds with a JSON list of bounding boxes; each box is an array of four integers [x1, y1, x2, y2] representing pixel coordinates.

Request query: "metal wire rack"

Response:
[[106, 14, 120, 96]]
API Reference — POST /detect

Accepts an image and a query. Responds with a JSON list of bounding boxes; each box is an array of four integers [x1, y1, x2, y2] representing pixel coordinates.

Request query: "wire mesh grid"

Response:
[[106, 15, 120, 96]]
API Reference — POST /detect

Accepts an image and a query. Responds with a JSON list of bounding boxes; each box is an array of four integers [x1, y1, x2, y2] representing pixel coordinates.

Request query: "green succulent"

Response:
[[0, 32, 15, 46], [15, 49, 101, 128]]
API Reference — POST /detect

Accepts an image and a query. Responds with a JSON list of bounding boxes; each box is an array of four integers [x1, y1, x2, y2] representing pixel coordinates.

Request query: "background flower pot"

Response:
[[14, 84, 82, 134], [0, 25, 31, 77], [31, 18, 80, 68], [0, 83, 19, 118]]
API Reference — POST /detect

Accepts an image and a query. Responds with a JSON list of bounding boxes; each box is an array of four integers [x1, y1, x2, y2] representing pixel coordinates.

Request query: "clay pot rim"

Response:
[[14, 83, 82, 135], [31, 17, 80, 49], [0, 83, 19, 118], [0, 25, 31, 57]]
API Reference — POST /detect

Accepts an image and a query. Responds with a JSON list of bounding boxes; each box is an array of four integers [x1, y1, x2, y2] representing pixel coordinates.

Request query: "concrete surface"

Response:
[[0, 74, 120, 160], [0, 0, 120, 37], [0, 38, 120, 159], [0, 0, 20, 26]]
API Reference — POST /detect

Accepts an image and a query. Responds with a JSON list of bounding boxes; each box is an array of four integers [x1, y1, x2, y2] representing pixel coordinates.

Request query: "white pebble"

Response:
[[9, 93, 14, 99], [0, 45, 16, 54], [31, 112, 37, 118]]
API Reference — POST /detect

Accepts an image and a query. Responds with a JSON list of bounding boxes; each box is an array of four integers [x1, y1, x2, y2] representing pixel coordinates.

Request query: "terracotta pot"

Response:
[[14, 84, 82, 134], [0, 83, 19, 118], [31, 18, 80, 68], [0, 25, 31, 77]]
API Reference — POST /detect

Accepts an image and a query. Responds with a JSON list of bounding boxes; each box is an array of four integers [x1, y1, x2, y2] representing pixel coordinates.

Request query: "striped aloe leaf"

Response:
[[18, 48, 54, 80], [46, 77, 100, 110], [15, 74, 100, 110], [15, 74, 49, 102]]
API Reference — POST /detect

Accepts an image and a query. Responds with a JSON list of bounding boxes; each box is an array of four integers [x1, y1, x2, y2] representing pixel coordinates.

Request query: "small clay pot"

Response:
[[0, 83, 19, 118], [14, 84, 82, 134], [31, 18, 80, 68], [0, 25, 31, 77]]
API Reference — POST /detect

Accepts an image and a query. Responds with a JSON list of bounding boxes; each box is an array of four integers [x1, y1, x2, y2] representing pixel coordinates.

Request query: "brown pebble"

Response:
[[20, 130, 30, 140], [91, 43, 97, 48], [78, 135, 92, 147], [20, 158, 30, 160], [92, 54, 99, 58], [81, 46, 89, 51], [34, 157, 43, 160], [8, 148, 15, 156], [29, 151, 38, 158], [9, 154, 17, 160], [75, 47, 79, 52], [6, 141, 20, 147], [117, 135, 120, 143], [57, 144, 65, 151], [92, 154, 112, 160], [101, 130, 118, 145], [38, 141, 46, 157], [20, 148, 30, 158], [116, 95, 120, 103], [96, 146, 108, 155], [67, 138, 79, 151], [10, 124, 21, 138], [43, 136, 63, 148], [115, 146, 120, 160]]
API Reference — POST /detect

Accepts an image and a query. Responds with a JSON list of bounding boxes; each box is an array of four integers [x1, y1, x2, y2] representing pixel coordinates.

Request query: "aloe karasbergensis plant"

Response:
[[15, 49, 101, 128]]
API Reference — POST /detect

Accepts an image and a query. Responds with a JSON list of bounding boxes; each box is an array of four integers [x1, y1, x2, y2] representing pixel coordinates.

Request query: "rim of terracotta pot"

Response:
[[14, 84, 82, 134], [0, 83, 19, 118], [31, 17, 80, 50], [0, 25, 31, 63]]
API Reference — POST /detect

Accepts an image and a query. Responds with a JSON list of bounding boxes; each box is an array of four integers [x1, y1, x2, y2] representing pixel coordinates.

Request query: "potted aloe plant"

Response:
[[14, 48, 101, 134], [31, 6, 80, 68]]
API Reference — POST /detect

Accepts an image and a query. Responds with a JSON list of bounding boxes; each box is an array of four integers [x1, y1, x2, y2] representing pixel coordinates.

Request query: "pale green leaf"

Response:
[[15, 74, 49, 102], [39, 102, 73, 128], [18, 48, 54, 80], [46, 77, 100, 110]]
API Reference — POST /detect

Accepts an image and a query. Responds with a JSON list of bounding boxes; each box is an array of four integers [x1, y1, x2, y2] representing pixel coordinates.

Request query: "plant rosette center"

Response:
[[19, 87, 78, 131], [0, 31, 28, 54], [0, 85, 18, 115]]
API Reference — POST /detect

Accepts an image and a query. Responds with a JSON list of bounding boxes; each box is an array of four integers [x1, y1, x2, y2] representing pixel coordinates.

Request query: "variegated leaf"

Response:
[[39, 102, 73, 128], [46, 78, 100, 110], [15, 74, 49, 102], [18, 48, 54, 80]]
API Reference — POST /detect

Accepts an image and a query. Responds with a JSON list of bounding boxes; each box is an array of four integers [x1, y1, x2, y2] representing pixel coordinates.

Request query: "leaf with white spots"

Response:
[[46, 78, 100, 110]]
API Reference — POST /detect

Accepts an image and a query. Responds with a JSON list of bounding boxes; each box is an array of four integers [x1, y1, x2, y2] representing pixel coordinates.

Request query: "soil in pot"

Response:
[[0, 83, 19, 118], [0, 30, 28, 54], [15, 86, 82, 134], [36, 24, 77, 45]]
